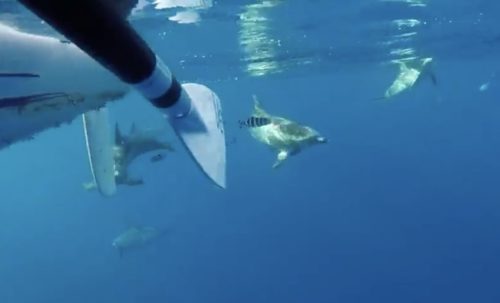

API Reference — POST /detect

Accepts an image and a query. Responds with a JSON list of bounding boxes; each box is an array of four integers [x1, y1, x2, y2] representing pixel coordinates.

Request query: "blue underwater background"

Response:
[[1, 0, 500, 302]]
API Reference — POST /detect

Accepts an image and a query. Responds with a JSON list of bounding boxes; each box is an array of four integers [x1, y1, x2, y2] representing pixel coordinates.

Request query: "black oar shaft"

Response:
[[18, 0, 181, 108]]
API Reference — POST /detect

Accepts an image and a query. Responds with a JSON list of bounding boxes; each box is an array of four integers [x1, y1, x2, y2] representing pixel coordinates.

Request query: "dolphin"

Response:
[[383, 57, 436, 99], [83, 123, 175, 190], [112, 225, 166, 257], [240, 95, 327, 168]]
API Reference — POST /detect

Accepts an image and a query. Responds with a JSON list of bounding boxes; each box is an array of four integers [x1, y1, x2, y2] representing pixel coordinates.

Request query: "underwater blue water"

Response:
[[1, 0, 500, 302]]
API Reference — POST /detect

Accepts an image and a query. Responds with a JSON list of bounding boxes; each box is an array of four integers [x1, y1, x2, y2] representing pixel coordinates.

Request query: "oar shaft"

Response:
[[18, 0, 180, 108]]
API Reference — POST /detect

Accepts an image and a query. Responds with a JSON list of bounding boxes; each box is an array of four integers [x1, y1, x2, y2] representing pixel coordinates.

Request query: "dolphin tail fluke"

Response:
[[164, 83, 226, 188]]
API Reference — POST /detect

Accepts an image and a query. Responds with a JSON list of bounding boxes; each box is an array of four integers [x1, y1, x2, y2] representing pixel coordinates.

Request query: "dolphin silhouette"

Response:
[[112, 225, 167, 257], [83, 123, 174, 190]]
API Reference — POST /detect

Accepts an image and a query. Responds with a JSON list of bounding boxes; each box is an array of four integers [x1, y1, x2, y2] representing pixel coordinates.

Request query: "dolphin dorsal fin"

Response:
[[252, 95, 271, 117], [397, 60, 409, 73]]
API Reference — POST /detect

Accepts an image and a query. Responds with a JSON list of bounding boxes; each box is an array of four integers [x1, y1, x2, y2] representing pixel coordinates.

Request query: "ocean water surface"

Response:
[[1, 0, 500, 302]]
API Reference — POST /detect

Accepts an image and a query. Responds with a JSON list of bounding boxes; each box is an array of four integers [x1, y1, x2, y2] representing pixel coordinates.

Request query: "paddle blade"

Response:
[[82, 107, 117, 196], [166, 83, 226, 188]]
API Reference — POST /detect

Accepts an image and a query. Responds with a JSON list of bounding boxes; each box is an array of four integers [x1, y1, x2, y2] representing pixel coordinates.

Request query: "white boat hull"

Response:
[[0, 23, 129, 149]]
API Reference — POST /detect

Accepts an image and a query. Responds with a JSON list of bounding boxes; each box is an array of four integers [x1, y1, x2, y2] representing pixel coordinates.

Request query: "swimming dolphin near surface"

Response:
[[83, 123, 175, 190], [0, 22, 130, 149], [112, 225, 166, 257], [240, 96, 327, 168], [382, 57, 436, 99]]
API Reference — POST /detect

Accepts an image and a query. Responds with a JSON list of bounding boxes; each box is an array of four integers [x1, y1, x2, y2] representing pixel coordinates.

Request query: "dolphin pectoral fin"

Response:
[[273, 151, 288, 169]]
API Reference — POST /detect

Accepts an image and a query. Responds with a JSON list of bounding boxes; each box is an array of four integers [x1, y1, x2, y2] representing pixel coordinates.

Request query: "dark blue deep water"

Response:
[[1, 0, 500, 302]]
